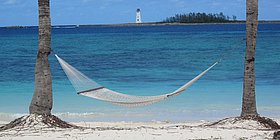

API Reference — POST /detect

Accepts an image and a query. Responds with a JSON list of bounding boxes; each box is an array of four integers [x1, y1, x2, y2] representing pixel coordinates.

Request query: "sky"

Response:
[[0, 0, 279, 26]]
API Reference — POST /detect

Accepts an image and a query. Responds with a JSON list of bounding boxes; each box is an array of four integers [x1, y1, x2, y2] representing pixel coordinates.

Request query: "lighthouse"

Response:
[[136, 8, 142, 23]]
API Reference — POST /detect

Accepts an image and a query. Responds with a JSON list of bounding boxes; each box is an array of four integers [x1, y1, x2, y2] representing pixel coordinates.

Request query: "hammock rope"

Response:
[[55, 54, 218, 107]]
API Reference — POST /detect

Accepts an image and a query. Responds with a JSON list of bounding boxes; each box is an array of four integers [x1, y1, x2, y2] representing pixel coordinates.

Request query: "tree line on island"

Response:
[[162, 12, 238, 23]]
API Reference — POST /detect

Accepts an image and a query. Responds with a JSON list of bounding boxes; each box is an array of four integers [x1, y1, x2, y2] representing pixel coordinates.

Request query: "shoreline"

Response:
[[1, 117, 280, 127], [1, 111, 279, 123]]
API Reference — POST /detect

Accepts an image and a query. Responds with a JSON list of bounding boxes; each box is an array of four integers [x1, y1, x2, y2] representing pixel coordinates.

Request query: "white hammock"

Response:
[[55, 54, 218, 107]]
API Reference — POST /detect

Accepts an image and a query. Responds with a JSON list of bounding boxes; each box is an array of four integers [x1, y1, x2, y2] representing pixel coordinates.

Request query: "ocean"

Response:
[[0, 24, 279, 122]]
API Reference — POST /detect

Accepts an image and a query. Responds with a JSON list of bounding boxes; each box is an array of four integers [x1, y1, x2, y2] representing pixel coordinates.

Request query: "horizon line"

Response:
[[1, 20, 280, 28]]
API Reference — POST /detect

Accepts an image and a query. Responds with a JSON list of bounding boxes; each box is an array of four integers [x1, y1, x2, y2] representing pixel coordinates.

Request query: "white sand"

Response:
[[0, 118, 279, 140]]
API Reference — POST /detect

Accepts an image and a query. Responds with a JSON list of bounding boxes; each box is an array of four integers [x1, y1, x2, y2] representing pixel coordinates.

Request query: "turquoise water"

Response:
[[0, 24, 279, 122]]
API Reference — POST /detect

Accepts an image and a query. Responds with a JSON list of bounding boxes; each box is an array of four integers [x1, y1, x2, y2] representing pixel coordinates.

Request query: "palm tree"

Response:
[[241, 0, 258, 117], [29, 0, 52, 115], [1, 0, 75, 131], [240, 0, 280, 130]]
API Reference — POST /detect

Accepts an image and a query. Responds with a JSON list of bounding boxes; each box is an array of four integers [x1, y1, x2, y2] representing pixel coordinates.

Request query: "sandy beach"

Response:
[[0, 116, 279, 140]]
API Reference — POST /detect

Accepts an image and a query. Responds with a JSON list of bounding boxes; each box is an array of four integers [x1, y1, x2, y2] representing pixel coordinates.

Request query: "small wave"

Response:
[[0, 113, 28, 122], [54, 112, 106, 119], [1, 108, 279, 123]]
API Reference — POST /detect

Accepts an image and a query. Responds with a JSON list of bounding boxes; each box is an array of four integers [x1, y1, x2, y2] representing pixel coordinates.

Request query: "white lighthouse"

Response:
[[136, 8, 142, 23]]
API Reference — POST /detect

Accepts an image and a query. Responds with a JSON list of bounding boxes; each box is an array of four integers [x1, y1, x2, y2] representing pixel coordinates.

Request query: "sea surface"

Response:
[[0, 24, 279, 122]]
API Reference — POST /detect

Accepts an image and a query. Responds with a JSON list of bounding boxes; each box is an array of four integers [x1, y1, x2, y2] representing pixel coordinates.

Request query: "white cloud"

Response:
[[211, 2, 221, 6], [210, 0, 222, 6], [82, 0, 92, 3], [82, 0, 123, 3], [169, 0, 186, 8], [99, 5, 106, 10], [3, 0, 19, 5], [275, 4, 280, 8]]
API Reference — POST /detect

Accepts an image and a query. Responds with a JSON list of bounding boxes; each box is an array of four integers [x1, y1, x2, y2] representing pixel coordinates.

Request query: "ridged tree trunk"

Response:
[[241, 0, 258, 117], [29, 0, 52, 115]]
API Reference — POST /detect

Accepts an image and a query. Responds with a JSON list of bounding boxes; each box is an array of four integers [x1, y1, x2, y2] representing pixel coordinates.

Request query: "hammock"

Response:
[[55, 54, 218, 107]]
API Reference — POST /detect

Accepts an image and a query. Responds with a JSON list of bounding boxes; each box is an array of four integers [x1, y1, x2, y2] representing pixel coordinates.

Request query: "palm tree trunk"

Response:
[[241, 0, 258, 117], [29, 0, 52, 115]]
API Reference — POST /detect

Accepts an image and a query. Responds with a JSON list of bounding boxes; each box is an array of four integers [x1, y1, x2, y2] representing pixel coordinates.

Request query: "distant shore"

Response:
[[2, 20, 280, 28], [89, 20, 280, 27]]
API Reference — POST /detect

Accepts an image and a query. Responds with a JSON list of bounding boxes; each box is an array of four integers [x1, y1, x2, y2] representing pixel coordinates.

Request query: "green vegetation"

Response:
[[163, 12, 237, 23]]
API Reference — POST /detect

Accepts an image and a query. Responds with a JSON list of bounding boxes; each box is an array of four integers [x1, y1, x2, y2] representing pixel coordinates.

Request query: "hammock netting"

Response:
[[55, 54, 218, 107]]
